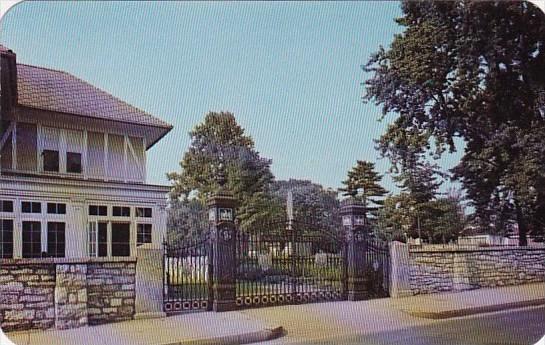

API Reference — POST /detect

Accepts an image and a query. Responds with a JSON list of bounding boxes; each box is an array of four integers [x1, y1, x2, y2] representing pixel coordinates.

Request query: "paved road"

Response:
[[260, 306, 545, 345]]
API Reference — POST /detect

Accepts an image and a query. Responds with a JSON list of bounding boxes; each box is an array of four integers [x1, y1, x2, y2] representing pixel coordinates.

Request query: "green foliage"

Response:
[[339, 160, 388, 215], [376, 190, 466, 244], [167, 199, 208, 246], [167, 111, 276, 232], [271, 179, 340, 231], [364, 1, 545, 244]]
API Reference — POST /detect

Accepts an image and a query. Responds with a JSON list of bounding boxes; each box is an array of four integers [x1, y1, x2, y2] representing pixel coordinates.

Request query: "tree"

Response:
[[363, 1, 545, 245], [167, 111, 275, 231], [271, 179, 340, 231], [377, 190, 466, 244], [339, 160, 388, 219], [167, 198, 208, 246]]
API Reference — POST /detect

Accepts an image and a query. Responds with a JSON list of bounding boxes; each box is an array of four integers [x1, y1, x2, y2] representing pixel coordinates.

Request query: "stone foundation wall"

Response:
[[406, 245, 545, 295], [0, 264, 56, 331], [87, 262, 136, 325], [0, 258, 136, 332]]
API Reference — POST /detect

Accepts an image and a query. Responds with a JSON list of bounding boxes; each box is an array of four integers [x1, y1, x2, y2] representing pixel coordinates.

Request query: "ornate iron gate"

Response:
[[362, 235, 390, 298], [163, 235, 212, 313], [235, 219, 347, 308]]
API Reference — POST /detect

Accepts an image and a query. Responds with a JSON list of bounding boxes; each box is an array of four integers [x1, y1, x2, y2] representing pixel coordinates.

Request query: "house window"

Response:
[[47, 203, 66, 214], [136, 207, 152, 218], [66, 152, 82, 173], [137, 224, 152, 246], [112, 206, 130, 217], [111, 223, 130, 257], [22, 202, 41, 214], [88, 221, 108, 257], [89, 205, 108, 216], [43, 149, 60, 172], [22, 221, 42, 258], [0, 200, 13, 213], [47, 222, 65, 257], [0, 219, 13, 259]]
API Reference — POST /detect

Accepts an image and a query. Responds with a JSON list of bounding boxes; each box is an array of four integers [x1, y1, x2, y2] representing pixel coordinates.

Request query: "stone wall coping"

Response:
[[0, 256, 137, 266], [409, 245, 545, 253]]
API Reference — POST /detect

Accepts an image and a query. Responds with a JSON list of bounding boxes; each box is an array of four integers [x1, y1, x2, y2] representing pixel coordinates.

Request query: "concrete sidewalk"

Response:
[[4, 311, 283, 345], [392, 282, 545, 319], [4, 283, 544, 345], [243, 283, 545, 344]]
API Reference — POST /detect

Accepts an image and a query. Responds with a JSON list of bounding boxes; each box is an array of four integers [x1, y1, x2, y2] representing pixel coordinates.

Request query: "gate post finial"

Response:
[[340, 197, 369, 301], [207, 187, 238, 312]]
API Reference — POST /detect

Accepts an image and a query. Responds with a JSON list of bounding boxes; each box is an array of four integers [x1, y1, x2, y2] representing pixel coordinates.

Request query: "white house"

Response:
[[0, 45, 173, 259]]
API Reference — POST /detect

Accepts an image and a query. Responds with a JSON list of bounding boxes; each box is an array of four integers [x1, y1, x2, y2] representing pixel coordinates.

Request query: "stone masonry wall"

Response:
[[87, 261, 136, 325], [0, 258, 136, 332], [0, 264, 56, 331], [408, 246, 545, 295]]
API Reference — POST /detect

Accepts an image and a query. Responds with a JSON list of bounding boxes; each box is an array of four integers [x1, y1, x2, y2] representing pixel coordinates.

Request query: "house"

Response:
[[0, 45, 173, 260]]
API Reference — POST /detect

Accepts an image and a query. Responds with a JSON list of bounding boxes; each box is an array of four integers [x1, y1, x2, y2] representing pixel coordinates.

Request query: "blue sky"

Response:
[[1, 1, 462, 192]]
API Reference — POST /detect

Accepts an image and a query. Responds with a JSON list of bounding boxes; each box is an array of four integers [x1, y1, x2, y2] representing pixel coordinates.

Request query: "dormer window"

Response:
[[40, 127, 84, 175], [67, 152, 82, 173], [43, 149, 60, 172]]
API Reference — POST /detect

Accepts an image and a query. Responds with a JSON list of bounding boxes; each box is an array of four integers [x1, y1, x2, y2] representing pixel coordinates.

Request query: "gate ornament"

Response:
[[353, 231, 366, 243], [219, 208, 233, 221], [221, 229, 232, 241], [354, 215, 365, 226]]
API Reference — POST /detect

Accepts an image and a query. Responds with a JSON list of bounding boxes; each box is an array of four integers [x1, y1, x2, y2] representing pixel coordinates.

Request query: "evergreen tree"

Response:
[[340, 160, 388, 218]]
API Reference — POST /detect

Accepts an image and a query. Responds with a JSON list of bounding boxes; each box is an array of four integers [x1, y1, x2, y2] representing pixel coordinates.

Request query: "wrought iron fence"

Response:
[[235, 219, 346, 308], [163, 234, 212, 313]]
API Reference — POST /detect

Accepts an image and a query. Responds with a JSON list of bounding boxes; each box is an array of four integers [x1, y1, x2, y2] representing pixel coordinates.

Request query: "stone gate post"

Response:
[[340, 198, 369, 301], [208, 188, 238, 312]]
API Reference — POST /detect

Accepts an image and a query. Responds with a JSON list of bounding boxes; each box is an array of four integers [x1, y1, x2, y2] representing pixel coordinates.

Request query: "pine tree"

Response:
[[339, 160, 388, 217]]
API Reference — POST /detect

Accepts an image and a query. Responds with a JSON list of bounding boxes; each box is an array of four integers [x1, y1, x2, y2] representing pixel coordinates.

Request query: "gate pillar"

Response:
[[341, 198, 369, 301], [208, 188, 238, 312]]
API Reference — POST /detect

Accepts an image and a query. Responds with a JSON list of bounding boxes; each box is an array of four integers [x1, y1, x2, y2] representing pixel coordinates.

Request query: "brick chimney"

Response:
[[1, 45, 18, 117]]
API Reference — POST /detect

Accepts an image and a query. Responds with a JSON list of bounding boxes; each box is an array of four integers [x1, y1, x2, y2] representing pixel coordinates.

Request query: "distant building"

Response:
[[0, 45, 173, 259]]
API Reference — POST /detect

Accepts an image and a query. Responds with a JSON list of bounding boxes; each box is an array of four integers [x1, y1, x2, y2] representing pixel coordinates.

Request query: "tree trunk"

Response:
[[515, 203, 528, 247]]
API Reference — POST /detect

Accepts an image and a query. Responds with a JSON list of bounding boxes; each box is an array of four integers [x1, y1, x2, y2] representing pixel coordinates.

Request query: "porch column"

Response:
[[340, 198, 369, 301], [208, 187, 237, 312], [134, 203, 167, 319], [67, 199, 87, 258]]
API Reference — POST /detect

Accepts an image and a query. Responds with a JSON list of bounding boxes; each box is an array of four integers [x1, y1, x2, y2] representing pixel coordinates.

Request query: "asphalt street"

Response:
[[263, 306, 545, 345]]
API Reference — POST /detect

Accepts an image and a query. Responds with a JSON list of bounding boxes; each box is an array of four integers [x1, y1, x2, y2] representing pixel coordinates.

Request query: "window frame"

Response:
[[0, 219, 14, 259], [42, 149, 60, 172], [22, 221, 42, 258], [47, 221, 65, 258], [111, 222, 131, 257], [21, 201, 41, 214], [89, 205, 108, 217], [0, 200, 14, 213], [66, 151, 83, 174], [112, 206, 131, 217], [47, 202, 66, 215], [136, 207, 152, 218], [136, 223, 152, 246]]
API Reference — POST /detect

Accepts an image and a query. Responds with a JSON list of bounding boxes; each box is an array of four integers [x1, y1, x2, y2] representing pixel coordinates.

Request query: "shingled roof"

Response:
[[16, 63, 173, 130]]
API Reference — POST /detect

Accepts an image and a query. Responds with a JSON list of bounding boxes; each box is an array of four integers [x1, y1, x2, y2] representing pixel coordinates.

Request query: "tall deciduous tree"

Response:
[[271, 179, 340, 231], [364, 1, 545, 245], [167, 111, 275, 231]]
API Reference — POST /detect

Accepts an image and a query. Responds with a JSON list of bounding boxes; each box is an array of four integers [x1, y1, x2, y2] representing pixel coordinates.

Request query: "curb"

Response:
[[404, 298, 545, 319], [161, 326, 285, 345]]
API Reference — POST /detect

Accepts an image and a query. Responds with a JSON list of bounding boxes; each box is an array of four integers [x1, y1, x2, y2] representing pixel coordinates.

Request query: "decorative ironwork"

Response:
[[235, 219, 347, 308], [362, 235, 390, 298], [163, 234, 212, 314]]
